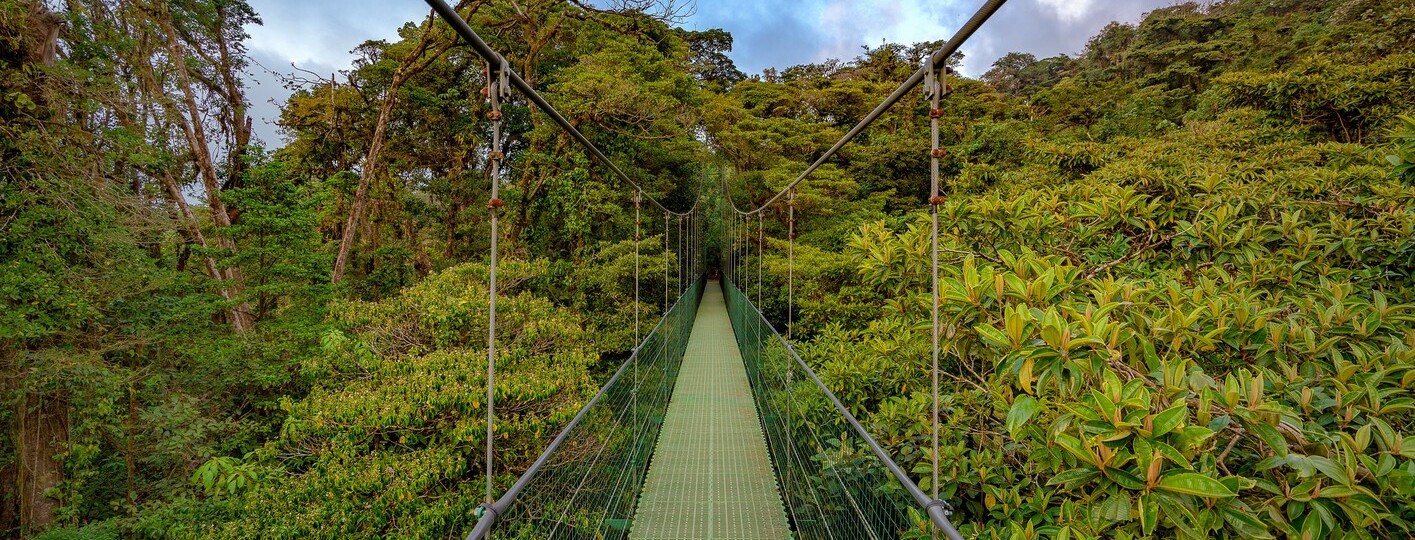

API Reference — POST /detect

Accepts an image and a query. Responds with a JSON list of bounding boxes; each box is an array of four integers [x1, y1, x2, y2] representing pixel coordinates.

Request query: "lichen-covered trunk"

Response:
[[16, 390, 67, 537], [331, 13, 460, 284], [155, 4, 253, 331]]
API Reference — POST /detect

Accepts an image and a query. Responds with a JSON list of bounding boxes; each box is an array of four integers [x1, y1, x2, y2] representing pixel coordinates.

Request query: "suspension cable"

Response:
[[788, 190, 795, 340], [757, 213, 764, 306], [679, 214, 685, 294], [718, 0, 1008, 216], [928, 61, 946, 540], [635, 191, 642, 344], [663, 209, 669, 315], [785, 189, 796, 514], [483, 57, 508, 508], [423, 0, 694, 217], [633, 189, 642, 471]]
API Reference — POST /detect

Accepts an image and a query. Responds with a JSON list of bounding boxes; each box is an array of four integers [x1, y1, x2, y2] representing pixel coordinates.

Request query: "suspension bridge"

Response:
[[425, 0, 1008, 538]]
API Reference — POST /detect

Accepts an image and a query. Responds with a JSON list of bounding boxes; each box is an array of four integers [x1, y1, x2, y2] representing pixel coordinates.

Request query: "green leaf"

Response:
[[1250, 423, 1288, 457], [1152, 402, 1187, 437], [1104, 467, 1147, 491], [1100, 491, 1132, 521], [975, 323, 1011, 348], [1221, 506, 1274, 538], [1299, 509, 1324, 540], [1007, 395, 1042, 438], [1156, 472, 1237, 498], [1047, 468, 1100, 488], [1139, 493, 1159, 536]]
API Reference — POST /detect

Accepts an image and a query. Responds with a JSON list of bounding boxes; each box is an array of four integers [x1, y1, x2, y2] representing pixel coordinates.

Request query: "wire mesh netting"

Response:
[[724, 279, 936, 540], [483, 278, 704, 540]]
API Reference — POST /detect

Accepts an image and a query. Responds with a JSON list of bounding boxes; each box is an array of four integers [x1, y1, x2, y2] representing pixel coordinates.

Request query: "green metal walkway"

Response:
[[630, 283, 790, 539]]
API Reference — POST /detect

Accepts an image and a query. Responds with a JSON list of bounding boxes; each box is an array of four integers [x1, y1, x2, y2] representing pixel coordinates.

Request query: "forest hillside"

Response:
[[2, 0, 1413, 538]]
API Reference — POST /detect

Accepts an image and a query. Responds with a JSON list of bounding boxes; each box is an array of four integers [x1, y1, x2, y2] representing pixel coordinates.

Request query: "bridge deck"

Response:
[[630, 282, 789, 539]]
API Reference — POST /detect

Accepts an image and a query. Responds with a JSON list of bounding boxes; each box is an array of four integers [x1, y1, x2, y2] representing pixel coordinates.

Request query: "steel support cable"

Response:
[[757, 213, 764, 306], [423, 0, 695, 217], [718, 0, 1008, 216], [928, 62, 946, 540], [632, 189, 642, 519], [785, 189, 796, 527], [635, 191, 643, 345], [786, 192, 798, 339], [462, 287, 697, 540], [483, 58, 507, 509], [728, 292, 966, 540], [663, 210, 670, 392], [683, 211, 686, 284]]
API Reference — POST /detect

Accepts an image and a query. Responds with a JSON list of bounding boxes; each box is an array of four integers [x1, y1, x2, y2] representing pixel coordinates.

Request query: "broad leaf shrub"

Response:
[[784, 113, 1415, 538], [164, 261, 601, 539]]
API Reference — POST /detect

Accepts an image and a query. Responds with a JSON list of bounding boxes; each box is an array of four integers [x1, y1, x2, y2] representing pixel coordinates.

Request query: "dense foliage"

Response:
[[4, 0, 697, 537], [717, 1, 1415, 538], [3, 0, 1412, 538]]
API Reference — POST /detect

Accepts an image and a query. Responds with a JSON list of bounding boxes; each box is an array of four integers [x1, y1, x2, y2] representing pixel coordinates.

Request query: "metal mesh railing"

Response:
[[723, 278, 961, 540], [470, 278, 703, 540]]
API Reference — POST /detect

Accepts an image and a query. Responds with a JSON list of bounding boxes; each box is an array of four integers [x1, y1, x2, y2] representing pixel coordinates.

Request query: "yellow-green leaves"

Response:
[[1006, 395, 1042, 438], [1156, 472, 1237, 498]]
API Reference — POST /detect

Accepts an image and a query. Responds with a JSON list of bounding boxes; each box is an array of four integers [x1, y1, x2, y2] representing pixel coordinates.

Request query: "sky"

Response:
[[241, 0, 1177, 146]]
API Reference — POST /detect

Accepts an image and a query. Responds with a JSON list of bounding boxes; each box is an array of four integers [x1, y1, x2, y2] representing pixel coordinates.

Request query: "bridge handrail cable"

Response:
[[726, 283, 966, 540], [463, 281, 701, 540]]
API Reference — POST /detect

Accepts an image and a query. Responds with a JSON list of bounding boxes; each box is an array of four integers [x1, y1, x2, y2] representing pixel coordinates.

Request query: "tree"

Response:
[[330, 11, 462, 284], [679, 28, 745, 90]]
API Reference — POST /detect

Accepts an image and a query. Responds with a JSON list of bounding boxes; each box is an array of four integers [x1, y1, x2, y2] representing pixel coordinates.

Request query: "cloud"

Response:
[[237, 0, 1177, 143], [244, 0, 427, 67], [955, 0, 1174, 75], [683, 0, 1174, 77], [240, 0, 430, 145], [1036, 0, 1098, 22]]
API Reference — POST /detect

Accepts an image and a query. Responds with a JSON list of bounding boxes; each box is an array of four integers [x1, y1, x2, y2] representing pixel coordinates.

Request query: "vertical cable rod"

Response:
[[757, 213, 764, 307], [634, 191, 642, 344], [483, 59, 509, 507], [788, 191, 795, 339], [927, 61, 947, 539]]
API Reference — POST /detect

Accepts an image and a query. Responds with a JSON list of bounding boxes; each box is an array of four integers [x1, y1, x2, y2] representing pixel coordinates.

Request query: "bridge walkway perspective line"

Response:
[[629, 282, 790, 539]]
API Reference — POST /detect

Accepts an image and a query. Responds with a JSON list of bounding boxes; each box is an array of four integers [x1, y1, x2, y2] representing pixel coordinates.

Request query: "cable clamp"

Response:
[[929, 108, 944, 119], [475, 502, 500, 520], [497, 58, 512, 99], [489, 150, 504, 160], [929, 195, 947, 206], [486, 110, 503, 121], [487, 198, 505, 209], [930, 148, 948, 159], [924, 499, 954, 515]]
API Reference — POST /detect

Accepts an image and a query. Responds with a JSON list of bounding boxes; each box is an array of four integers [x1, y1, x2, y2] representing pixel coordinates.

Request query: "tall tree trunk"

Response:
[[16, 390, 67, 537], [212, 2, 253, 195], [0, 462, 15, 537], [1, 344, 17, 537], [158, 171, 247, 324], [154, 3, 253, 331], [331, 12, 461, 283]]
